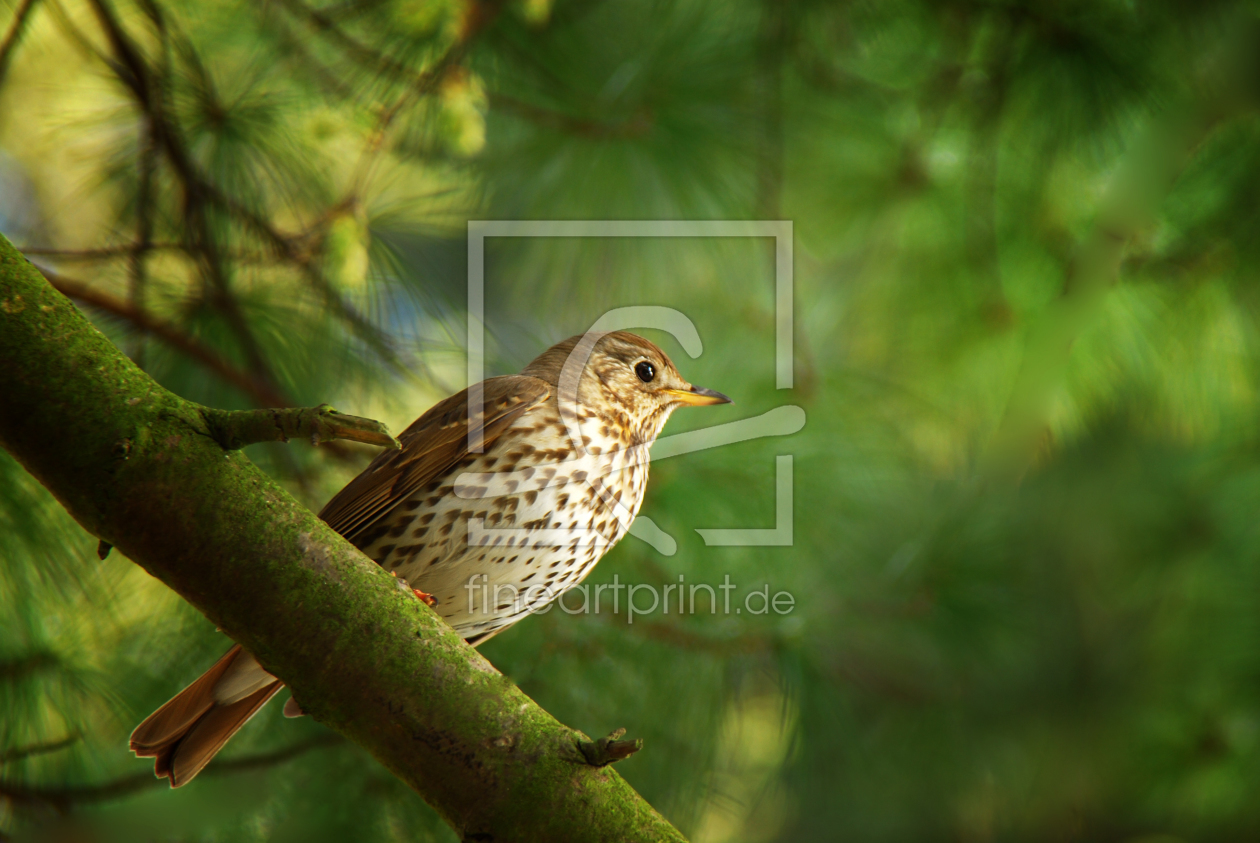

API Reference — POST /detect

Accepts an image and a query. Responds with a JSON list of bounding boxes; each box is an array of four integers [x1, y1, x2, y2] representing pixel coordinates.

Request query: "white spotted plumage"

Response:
[[361, 394, 658, 641]]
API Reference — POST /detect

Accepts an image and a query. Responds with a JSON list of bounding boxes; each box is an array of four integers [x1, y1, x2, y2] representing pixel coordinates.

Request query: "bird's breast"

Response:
[[361, 406, 651, 636]]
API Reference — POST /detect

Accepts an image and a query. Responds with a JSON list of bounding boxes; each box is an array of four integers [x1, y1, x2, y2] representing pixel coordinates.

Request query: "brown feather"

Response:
[[130, 645, 245, 753], [159, 682, 283, 786], [132, 645, 282, 786], [318, 375, 550, 542]]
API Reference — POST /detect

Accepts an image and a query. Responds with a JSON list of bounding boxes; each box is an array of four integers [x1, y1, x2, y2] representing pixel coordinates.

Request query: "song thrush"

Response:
[[130, 331, 731, 785]]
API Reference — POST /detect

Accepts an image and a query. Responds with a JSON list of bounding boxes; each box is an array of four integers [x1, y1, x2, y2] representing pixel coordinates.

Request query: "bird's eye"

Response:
[[635, 361, 656, 383]]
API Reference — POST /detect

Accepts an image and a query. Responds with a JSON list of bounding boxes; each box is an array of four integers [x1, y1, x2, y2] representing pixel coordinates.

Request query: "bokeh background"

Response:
[[5, 0, 1260, 840]]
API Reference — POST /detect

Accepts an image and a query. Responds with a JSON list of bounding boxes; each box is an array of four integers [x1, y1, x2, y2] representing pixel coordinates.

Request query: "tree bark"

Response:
[[0, 232, 687, 843]]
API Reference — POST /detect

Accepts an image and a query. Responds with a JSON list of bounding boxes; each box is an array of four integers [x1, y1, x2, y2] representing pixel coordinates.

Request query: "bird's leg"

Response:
[[389, 571, 439, 607], [201, 405, 401, 451]]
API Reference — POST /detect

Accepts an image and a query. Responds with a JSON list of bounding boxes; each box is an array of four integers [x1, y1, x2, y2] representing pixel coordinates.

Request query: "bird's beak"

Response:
[[663, 385, 733, 406]]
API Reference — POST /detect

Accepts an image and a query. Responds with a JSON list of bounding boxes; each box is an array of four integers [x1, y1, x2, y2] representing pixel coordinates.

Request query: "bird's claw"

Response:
[[389, 571, 438, 606]]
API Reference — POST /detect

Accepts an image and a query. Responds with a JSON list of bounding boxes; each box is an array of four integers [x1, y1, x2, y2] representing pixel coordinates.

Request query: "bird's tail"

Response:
[[130, 644, 283, 786]]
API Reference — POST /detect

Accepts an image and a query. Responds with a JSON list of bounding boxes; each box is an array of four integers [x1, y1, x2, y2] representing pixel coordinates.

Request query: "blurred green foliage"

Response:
[[4, 0, 1260, 840]]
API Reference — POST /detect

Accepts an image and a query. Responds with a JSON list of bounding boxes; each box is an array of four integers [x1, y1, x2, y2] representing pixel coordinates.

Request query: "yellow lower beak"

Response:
[[663, 386, 733, 406]]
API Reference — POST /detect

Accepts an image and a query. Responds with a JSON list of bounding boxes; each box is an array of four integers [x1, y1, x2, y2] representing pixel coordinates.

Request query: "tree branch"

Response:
[[19, 243, 275, 264], [273, 0, 435, 86], [68, 0, 471, 385], [0, 232, 686, 842], [88, 0, 410, 377], [0, 736, 78, 766], [128, 105, 158, 366], [0, 735, 342, 814], [43, 269, 371, 473], [346, 0, 503, 192], [41, 269, 291, 409], [0, 651, 59, 683], [0, 0, 40, 88], [87, 0, 286, 398], [210, 192, 412, 375], [264, 2, 357, 101]]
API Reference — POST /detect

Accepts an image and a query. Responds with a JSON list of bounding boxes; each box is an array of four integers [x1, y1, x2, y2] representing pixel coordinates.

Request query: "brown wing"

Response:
[[318, 375, 551, 544]]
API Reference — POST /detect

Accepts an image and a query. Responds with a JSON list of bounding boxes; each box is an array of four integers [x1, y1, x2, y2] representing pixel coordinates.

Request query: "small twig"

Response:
[[214, 194, 410, 374], [75, 0, 439, 385], [346, 0, 504, 193], [201, 404, 400, 451], [42, 0, 110, 66], [42, 269, 291, 409], [127, 0, 168, 370], [0, 735, 79, 765], [0, 651, 58, 683], [19, 242, 276, 264], [65, 0, 457, 461], [117, 5, 403, 371], [0, 734, 341, 814], [265, 3, 357, 101], [0, 0, 40, 88], [273, 0, 432, 86], [577, 728, 642, 767], [211, 732, 343, 773], [45, 269, 365, 470], [128, 120, 157, 366], [86, 0, 286, 398]]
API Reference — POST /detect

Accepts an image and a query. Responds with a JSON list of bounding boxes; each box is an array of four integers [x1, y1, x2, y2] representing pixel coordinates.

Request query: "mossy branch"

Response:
[[201, 405, 401, 451], [0, 233, 685, 843]]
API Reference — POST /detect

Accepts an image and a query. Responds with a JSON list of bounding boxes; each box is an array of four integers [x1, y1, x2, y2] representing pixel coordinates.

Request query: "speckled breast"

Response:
[[358, 401, 649, 639]]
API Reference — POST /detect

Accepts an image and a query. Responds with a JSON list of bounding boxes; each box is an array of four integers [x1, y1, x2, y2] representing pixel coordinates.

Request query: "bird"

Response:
[[129, 330, 731, 786]]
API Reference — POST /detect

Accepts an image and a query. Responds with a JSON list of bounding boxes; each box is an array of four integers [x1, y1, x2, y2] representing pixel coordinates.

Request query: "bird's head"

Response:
[[522, 331, 731, 445]]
